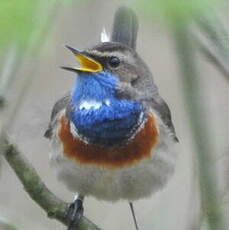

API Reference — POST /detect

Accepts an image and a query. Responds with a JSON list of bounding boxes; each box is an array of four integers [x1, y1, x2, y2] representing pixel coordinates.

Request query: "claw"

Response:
[[66, 195, 84, 230]]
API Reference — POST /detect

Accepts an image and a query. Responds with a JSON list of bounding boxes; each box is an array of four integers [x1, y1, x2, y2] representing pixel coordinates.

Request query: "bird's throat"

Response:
[[69, 71, 145, 146]]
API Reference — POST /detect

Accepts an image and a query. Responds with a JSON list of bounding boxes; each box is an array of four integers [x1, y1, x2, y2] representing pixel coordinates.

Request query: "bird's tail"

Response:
[[111, 6, 139, 50]]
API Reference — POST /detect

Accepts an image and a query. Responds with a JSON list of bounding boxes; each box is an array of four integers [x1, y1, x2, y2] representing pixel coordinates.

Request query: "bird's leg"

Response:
[[129, 202, 140, 230], [66, 194, 84, 230]]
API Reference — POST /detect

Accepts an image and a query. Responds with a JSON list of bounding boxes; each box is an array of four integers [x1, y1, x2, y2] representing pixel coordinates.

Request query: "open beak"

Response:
[[61, 45, 103, 73]]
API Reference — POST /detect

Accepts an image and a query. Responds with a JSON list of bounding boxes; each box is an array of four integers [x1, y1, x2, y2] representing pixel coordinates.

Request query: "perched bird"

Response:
[[45, 6, 178, 230]]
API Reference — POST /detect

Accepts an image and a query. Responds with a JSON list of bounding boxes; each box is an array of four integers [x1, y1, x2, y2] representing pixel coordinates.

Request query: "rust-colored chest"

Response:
[[58, 114, 159, 169]]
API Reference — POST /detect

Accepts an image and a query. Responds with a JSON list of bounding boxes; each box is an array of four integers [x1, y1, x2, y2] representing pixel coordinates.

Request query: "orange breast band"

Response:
[[58, 113, 159, 169]]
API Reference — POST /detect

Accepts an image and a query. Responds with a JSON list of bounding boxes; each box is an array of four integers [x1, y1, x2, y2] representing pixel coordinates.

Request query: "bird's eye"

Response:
[[108, 56, 120, 68]]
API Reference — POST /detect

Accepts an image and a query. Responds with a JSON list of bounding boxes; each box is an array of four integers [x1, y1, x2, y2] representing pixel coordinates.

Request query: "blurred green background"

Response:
[[0, 0, 229, 229]]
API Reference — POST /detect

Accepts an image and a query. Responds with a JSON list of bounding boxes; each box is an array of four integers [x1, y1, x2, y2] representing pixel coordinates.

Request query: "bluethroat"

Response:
[[45, 6, 178, 230]]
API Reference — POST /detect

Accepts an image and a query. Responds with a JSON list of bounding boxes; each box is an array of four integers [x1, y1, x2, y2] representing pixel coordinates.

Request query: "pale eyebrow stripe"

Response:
[[86, 50, 128, 61]]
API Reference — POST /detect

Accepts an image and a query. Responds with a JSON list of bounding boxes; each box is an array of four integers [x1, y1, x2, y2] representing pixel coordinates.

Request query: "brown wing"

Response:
[[150, 95, 178, 142], [44, 94, 71, 139]]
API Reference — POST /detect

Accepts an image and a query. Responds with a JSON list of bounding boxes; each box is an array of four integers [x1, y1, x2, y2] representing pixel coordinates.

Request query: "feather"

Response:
[[100, 28, 110, 42], [111, 6, 138, 50]]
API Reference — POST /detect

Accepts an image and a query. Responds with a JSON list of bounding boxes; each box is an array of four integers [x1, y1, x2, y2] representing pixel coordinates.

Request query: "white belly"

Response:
[[49, 118, 177, 202]]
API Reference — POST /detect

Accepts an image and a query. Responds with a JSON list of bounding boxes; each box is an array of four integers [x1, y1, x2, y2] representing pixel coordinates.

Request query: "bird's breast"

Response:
[[70, 98, 144, 146], [58, 112, 159, 169]]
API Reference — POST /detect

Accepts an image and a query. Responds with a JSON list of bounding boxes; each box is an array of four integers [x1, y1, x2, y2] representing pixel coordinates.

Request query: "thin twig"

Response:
[[195, 15, 229, 60], [194, 14, 229, 82], [194, 34, 229, 82], [0, 134, 101, 230], [0, 44, 22, 98]]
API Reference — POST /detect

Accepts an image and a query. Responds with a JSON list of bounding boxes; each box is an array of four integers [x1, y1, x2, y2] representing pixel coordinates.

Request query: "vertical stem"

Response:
[[172, 22, 224, 230], [0, 45, 22, 109], [195, 15, 229, 60], [0, 45, 20, 95]]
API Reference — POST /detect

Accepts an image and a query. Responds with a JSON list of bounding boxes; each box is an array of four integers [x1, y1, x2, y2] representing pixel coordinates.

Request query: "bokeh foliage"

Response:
[[0, 0, 84, 54], [0, 0, 41, 51], [0, 0, 228, 229], [137, 0, 228, 229], [135, 0, 219, 22], [0, 0, 221, 53]]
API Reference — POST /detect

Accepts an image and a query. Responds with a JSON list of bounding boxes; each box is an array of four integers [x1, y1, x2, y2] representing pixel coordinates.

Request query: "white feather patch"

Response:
[[79, 100, 102, 110], [100, 28, 110, 42], [104, 99, 111, 106]]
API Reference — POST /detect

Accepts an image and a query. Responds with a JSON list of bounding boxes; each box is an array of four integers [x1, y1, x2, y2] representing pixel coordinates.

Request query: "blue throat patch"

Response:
[[70, 70, 145, 146]]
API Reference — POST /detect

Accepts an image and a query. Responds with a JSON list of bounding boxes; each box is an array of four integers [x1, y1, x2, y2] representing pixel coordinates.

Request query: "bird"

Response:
[[45, 6, 178, 230]]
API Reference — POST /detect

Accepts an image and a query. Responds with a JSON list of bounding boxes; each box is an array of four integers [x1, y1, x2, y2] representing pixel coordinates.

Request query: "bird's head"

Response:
[[62, 42, 149, 103], [61, 42, 150, 146]]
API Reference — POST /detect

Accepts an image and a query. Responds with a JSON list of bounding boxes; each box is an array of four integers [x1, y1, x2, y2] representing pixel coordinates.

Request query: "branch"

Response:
[[0, 2, 101, 229], [0, 134, 101, 230]]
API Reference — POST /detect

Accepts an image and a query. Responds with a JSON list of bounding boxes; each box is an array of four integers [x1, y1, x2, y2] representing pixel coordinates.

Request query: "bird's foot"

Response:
[[66, 195, 84, 230]]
